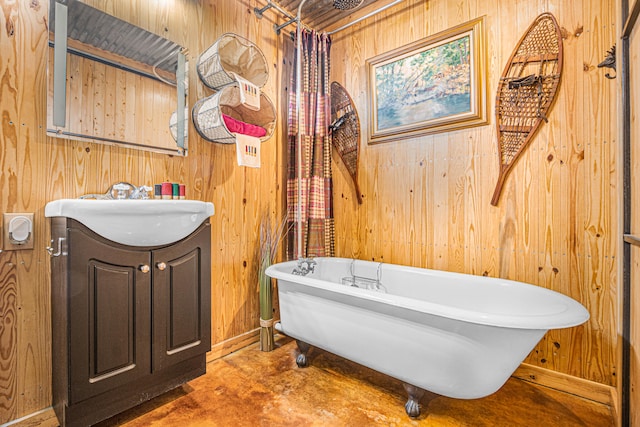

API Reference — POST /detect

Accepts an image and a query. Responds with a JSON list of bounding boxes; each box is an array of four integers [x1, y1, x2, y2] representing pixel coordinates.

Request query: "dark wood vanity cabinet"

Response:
[[50, 218, 211, 427]]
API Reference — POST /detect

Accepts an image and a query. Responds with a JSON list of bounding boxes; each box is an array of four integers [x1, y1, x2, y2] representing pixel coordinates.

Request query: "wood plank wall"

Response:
[[0, 0, 623, 424], [0, 0, 284, 423], [46, 50, 180, 152], [629, 2, 639, 423], [329, 0, 618, 391]]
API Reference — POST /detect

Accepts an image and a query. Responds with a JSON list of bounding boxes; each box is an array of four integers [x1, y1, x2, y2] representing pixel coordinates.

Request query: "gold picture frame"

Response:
[[367, 16, 488, 144]]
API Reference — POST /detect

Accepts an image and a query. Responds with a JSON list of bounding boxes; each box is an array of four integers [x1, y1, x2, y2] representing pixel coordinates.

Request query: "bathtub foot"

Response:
[[295, 340, 311, 367], [403, 383, 425, 418]]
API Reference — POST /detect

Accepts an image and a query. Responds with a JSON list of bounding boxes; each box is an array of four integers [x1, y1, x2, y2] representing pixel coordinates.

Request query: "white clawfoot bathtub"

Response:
[[265, 257, 589, 417]]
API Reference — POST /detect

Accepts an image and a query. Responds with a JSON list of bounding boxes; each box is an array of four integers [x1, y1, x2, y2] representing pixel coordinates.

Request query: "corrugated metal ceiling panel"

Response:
[[52, 0, 181, 74], [269, 0, 389, 33]]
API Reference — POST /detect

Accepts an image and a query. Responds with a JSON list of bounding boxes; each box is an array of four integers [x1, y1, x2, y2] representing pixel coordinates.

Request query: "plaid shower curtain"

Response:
[[286, 30, 335, 259]]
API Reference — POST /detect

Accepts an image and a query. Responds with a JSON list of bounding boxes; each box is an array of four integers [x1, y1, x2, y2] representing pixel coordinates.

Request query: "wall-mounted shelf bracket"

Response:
[[253, 0, 300, 35], [275, 17, 297, 35], [254, 3, 274, 18]]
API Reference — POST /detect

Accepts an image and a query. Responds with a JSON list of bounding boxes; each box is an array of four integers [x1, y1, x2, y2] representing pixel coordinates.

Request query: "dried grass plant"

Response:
[[258, 213, 289, 351]]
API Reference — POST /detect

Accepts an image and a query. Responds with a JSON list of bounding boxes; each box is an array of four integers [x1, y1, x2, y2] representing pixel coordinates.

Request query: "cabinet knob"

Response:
[[139, 265, 150, 273], [156, 262, 167, 271]]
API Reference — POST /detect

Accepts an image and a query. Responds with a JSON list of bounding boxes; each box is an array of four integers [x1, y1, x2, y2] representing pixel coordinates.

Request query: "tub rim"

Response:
[[265, 257, 590, 331]]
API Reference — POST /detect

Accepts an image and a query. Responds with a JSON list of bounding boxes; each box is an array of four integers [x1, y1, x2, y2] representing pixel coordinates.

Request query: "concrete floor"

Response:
[[96, 335, 615, 426]]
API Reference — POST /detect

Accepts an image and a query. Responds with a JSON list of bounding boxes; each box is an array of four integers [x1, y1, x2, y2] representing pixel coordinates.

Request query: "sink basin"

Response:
[[45, 199, 214, 246]]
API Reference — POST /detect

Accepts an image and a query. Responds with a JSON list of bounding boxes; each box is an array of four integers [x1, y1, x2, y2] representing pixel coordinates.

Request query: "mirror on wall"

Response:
[[47, 0, 188, 155]]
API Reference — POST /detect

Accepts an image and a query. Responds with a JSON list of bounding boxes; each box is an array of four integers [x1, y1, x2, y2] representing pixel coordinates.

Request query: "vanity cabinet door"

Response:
[[152, 223, 211, 371], [68, 227, 152, 404]]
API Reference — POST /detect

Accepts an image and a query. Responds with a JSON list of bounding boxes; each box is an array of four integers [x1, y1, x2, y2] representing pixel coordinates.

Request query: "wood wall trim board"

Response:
[[512, 363, 616, 407], [0, 407, 58, 427], [206, 328, 261, 362]]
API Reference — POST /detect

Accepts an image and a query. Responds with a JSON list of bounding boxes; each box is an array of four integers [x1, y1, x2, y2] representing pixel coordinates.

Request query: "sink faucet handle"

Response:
[[110, 182, 135, 199], [134, 185, 153, 199]]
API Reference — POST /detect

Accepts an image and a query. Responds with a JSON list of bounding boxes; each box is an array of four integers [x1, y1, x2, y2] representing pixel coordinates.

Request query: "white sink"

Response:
[[45, 199, 214, 246]]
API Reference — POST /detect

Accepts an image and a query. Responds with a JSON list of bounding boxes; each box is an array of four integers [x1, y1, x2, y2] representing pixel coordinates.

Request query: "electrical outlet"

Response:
[[3, 213, 35, 250]]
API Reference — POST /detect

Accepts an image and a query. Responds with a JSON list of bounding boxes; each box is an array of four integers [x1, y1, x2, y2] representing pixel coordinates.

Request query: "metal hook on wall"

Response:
[[597, 45, 616, 79]]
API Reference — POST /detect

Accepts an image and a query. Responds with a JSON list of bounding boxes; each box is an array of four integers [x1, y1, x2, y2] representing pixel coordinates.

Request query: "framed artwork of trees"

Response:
[[367, 16, 488, 144]]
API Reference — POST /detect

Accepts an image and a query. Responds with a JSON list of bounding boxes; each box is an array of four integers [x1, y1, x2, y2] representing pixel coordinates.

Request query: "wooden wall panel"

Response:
[[0, 0, 623, 424], [330, 0, 618, 389], [0, 0, 283, 423], [629, 4, 640, 424], [47, 52, 179, 152], [0, 0, 51, 422]]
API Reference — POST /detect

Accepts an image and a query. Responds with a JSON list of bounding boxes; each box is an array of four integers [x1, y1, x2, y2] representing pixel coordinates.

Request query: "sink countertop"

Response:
[[45, 199, 214, 246]]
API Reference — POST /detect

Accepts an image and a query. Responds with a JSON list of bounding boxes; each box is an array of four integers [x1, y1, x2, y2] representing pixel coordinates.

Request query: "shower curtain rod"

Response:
[[254, 0, 404, 35]]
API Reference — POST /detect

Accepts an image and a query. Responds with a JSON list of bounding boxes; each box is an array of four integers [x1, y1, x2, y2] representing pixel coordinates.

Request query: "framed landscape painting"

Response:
[[367, 16, 487, 144]]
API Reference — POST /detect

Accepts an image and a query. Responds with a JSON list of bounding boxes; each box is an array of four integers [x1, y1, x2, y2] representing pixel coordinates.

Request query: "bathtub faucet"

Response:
[[292, 258, 316, 276]]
